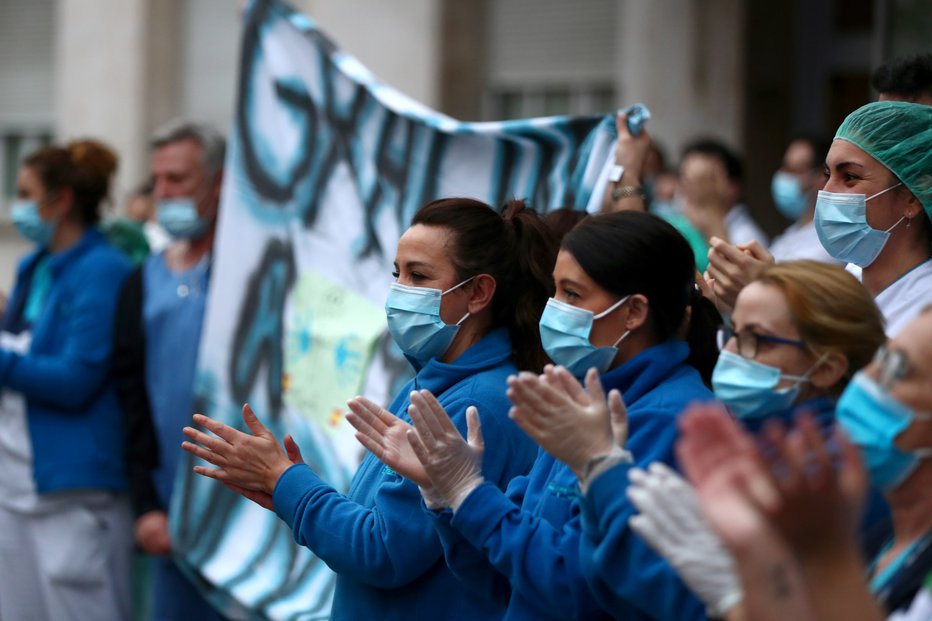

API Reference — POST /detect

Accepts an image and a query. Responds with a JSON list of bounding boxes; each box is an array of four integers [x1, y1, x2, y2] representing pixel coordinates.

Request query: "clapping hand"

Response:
[[345, 395, 430, 488], [405, 390, 485, 511], [507, 366, 628, 478], [182, 404, 296, 506]]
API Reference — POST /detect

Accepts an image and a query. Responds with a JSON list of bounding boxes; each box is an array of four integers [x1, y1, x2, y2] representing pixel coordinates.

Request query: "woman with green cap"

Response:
[[816, 100, 932, 336]]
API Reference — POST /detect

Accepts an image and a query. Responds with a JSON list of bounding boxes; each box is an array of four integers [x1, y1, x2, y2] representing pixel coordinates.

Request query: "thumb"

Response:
[[241, 403, 271, 438], [615, 110, 629, 135], [739, 239, 774, 263], [284, 434, 305, 464], [466, 407, 484, 454], [608, 389, 628, 447], [584, 367, 606, 405]]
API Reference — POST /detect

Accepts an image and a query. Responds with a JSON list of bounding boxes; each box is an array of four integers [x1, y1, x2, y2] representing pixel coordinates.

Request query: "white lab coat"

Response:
[[770, 220, 842, 264], [849, 259, 932, 336]]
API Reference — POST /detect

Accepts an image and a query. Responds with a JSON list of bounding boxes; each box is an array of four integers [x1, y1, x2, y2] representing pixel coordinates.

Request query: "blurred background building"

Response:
[[1, 0, 930, 290]]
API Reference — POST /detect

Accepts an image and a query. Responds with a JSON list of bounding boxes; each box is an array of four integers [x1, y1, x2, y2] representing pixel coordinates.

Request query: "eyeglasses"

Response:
[[872, 345, 909, 391], [716, 325, 806, 359]]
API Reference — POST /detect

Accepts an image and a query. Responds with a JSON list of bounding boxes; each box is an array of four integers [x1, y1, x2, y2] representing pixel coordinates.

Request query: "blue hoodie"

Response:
[[430, 340, 714, 620], [577, 340, 715, 620], [0, 229, 131, 493], [272, 327, 537, 621]]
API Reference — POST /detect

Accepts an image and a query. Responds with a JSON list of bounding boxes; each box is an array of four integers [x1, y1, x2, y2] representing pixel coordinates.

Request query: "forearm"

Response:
[[428, 507, 511, 606], [797, 545, 883, 621], [274, 463, 442, 588], [452, 482, 603, 619], [581, 466, 708, 620], [1, 349, 109, 409], [730, 535, 815, 621]]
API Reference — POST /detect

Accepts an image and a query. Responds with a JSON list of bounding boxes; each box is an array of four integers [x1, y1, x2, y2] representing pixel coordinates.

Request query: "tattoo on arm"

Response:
[[769, 563, 792, 599]]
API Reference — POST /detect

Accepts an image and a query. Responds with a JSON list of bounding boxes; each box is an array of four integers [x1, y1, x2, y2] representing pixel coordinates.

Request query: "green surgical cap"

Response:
[[835, 100, 932, 222]]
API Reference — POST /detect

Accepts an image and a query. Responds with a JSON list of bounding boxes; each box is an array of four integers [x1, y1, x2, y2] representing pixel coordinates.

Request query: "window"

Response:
[[485, 83, 616, 120], [0, 129, 52, 220]]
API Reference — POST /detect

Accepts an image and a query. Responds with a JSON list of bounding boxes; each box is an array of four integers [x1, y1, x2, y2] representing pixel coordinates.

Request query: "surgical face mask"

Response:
[[712, 350, 819, 419], [771, 172, 809, 220], [835, 371, 932, 491], [384, 278, 473, 366], [649, 199, 678, 217], [11, 200, 55, 246], [814, 183, 904, 268], [539, 296, 631, 377], [157, 197, 211, 240]]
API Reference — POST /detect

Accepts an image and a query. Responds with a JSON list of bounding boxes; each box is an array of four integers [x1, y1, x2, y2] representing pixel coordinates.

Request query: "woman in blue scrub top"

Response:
[[0, 141, 133, 620], [182, 198, 556, 620], [360, 211, 723, 620]]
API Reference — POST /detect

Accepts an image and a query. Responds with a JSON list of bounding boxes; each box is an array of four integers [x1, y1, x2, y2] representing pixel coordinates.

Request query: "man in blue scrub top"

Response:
[[114, 119, 226, 621]]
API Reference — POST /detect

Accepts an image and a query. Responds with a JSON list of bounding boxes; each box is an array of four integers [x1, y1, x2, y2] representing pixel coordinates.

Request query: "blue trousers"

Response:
[[152, 557, 227, 621]]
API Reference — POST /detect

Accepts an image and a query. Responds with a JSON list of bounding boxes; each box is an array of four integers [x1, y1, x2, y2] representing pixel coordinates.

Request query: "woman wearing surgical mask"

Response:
[[593, 263, 890, 620], [355, 211, 722, 620], [535, 262, 888, 620], [649, 309, 932, 620], [713, 260, 885, 430], [835, 308, 932, 613], [181, 198, 553, 621], [0, 141, 134, 620], [817, 101, 932, 336]]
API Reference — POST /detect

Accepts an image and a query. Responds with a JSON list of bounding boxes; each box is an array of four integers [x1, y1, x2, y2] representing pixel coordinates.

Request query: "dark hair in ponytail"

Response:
[[562, 211, 720, 384], [412, 197, 558, 372], [686, 288, 722, 387]]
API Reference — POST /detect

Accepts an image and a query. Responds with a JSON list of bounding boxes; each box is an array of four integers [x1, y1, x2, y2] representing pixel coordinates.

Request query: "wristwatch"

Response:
[[611, 184, 644, 200]]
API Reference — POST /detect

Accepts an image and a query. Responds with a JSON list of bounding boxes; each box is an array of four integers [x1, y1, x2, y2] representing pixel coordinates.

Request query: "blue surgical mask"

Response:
[[835, 371, 932, 491], [11, 200, 55, 246], [712, 350, 817, 419], [771, 172, 809, 220], [649, 199, 678, 217], [384, 278, 473, 366], [157, 197, 210, 240], [539, 296, 631, 377], [814, 183, 904, 267]]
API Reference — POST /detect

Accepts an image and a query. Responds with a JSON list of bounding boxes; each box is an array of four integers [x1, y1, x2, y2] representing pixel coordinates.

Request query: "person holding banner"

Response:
[[0, 140, 133, 620], [182, 198, 556, 620]]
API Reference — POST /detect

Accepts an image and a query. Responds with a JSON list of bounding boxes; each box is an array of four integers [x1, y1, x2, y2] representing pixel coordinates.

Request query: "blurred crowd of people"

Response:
[[0, 51, 930, 621]]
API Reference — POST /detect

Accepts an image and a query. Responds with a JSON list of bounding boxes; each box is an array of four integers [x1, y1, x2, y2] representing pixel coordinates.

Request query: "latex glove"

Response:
[[406, 390, 484, 511], [508, 365, 628, 478], [345, 395, 431, 488], [628, 462, 743, 617]]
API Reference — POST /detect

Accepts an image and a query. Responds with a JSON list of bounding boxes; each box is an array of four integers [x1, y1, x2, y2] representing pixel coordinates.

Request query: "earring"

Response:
[[907, 216, 912, 229]]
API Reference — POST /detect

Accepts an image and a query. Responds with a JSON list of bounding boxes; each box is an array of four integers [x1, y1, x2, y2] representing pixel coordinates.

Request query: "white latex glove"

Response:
[[507, 366, 628, 479], [406, 390, 485, 511], [627, 462, 743, 617]]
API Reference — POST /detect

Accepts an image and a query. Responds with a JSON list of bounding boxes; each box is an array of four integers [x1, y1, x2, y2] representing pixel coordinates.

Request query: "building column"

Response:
[[615, 0, 747, 161], [54, 0, 180, 204]]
